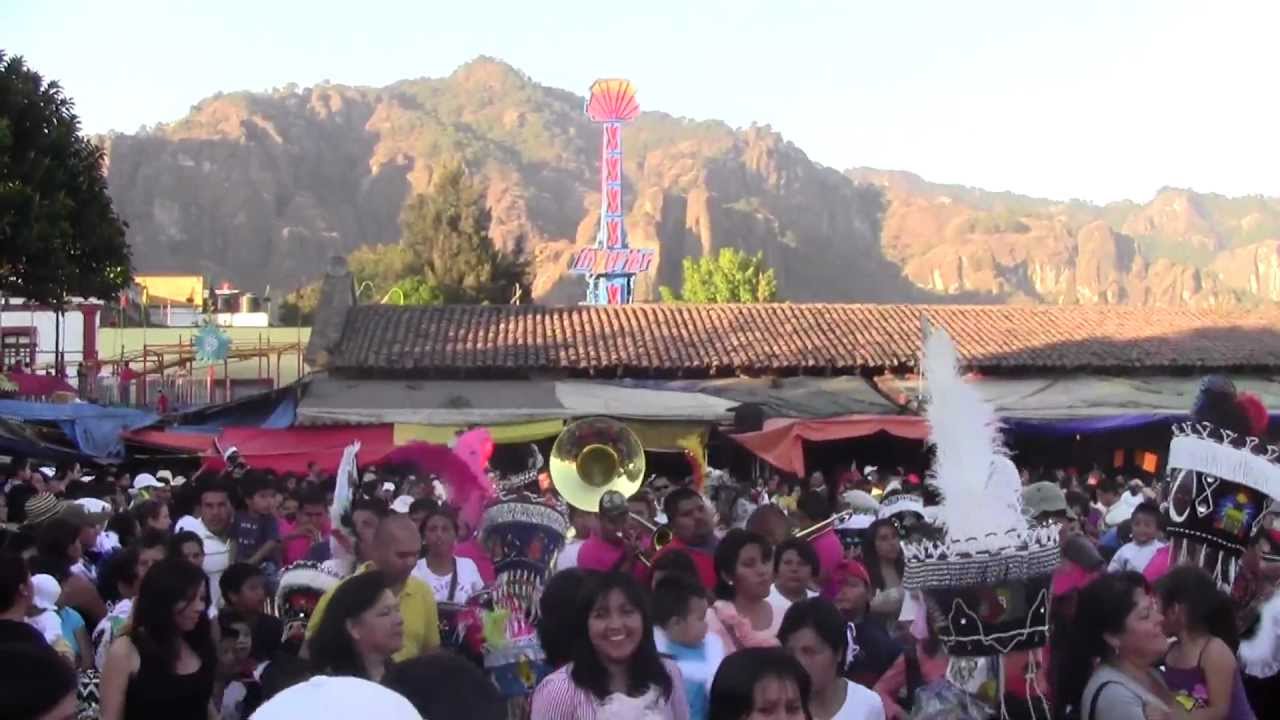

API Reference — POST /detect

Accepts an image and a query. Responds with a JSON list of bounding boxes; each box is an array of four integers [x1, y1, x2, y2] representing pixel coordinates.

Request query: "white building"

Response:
[[0, 298, 103, 375]]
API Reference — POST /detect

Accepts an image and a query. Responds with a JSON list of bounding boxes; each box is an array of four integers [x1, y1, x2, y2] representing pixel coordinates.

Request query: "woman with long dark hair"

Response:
[[1056, 571, 1173, 720], [861, 519, 903, 628], [531, 572, 688, 719], [307, 570, 404, 683], [99, 558, 215, 720], [32, 517, 106, 627], [707, 529, 780, 651], [708, 646, 811, 720], [778, 598, 885, 720], [1155, 565, 1256, 719]]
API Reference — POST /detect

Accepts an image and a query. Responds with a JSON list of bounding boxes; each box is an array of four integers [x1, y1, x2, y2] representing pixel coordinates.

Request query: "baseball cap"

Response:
[[31, 574, 60, 611], [598, 489, 629, 518], [133, 473, 162, 490], [1022, 481, 1075, 519], [390, 495, 415, 514]]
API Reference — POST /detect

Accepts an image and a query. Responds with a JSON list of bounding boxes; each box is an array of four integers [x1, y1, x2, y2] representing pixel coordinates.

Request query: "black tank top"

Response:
[[124, 649, 214, 720]]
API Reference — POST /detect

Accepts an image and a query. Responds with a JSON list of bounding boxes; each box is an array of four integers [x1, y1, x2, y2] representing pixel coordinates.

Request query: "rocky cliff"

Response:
[[101, 58, 1280, 306]]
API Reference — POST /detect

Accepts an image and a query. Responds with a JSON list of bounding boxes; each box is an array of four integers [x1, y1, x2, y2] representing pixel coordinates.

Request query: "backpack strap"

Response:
[[1088, 680, 1116, 720]]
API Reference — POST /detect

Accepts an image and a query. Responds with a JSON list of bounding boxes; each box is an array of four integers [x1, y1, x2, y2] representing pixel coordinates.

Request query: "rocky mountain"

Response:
[[100, 57, 1280, 306]]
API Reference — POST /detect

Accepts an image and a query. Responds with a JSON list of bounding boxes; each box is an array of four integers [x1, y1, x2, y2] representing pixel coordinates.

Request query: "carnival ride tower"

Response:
[[570, 79, 653, 304]]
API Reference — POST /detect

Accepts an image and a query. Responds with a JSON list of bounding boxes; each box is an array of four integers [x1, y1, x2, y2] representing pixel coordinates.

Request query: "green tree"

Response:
[[399, 163, 528, 304], [0, 51, 131, 306], [660, 248, 778, 303]]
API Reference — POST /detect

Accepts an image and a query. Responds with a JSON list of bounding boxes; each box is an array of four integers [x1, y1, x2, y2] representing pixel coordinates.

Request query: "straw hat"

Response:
[[22, 493, 64, 528]]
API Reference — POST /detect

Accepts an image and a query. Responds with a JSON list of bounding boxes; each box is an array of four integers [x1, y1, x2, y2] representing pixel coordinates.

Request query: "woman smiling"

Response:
[[531, 572, 689, 720]]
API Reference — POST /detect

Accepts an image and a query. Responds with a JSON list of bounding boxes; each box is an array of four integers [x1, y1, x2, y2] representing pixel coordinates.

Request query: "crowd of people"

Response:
[[1, 443, 1278, 720]]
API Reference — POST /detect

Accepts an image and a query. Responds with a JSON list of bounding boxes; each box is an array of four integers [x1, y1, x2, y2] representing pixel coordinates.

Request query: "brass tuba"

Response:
[[549, 417, 671, 556]]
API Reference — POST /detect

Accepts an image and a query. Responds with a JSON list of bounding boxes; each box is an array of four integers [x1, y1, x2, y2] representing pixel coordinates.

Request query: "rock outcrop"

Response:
[[101, 58, 1280, 306]]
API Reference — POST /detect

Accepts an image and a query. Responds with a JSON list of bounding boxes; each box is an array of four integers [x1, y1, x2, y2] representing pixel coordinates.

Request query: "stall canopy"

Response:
[[731, 415, 928, 477], [0, 372, 77, 399], [611, 377, 900, 418], [0, 399, 157, 459], [294, 376, 737, 426], [0, 417, 90, 463], [212, 425, 397, 476]]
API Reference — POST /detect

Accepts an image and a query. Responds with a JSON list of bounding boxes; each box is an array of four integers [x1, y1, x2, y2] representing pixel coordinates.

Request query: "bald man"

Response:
[[306, 515, 441, 661]]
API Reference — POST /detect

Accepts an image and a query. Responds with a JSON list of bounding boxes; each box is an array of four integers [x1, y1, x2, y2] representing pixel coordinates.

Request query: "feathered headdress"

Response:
[[919, 325, 1031, 549]]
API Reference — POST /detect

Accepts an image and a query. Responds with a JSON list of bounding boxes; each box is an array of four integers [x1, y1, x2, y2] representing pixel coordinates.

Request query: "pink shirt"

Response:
[[279, 516, 330, 567], [531, 659, 689, 720], [577, 536, 629, 573], [810, 530, 844, 583]]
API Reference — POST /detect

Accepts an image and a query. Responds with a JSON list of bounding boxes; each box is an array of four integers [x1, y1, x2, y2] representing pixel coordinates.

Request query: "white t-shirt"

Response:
[[183, 517, 232, 610], [554, 539, 585, 572], [411, 556, 484, 605], [766, 584, 818, 616], [832, 679, 887, 720], [1107, 539, 1166, 574]]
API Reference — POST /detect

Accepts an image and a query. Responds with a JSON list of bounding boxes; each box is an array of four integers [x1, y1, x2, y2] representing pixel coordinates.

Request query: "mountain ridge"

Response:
[[99, 57, 1280, 306]]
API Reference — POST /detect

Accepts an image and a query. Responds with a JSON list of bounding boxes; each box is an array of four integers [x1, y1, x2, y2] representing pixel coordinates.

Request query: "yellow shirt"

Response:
[[305, 562, 441, 662]]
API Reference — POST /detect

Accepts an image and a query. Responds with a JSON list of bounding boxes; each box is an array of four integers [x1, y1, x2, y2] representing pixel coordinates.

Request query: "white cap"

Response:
[[78, 474, 96, 483], [155, 469, 174, 483], [251, 676, 420, 720], [222, 446, 240, 461], [133, 473, 162, 490], [31, 573, 60, 611], [38, 466, 55, 478], [863, 465, 879, 476], [362, 471, 379, 485], [74, 498, 113, 514], [381, 482, 396, 494], [390, 495, 415, 514], [172, 475, 189, 487]]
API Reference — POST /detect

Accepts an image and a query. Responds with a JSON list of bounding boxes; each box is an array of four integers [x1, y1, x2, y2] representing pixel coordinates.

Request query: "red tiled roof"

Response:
[[329, 303, 1280, 378]]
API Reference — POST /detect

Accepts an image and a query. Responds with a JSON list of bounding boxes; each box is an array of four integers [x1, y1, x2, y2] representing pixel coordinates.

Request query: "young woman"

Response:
[[531, 572, 689, 719], [307, 570, 404, 683], [861, 519, 903, 628], [1056, 571, 1174, 720], [411, 506, 484, 605], [779, 598, 885, 720], [99, 558, 216, 720], [708, 529, 781, 651], [32, 517, 106, 627], [132, 500, 171, 534], [168, 531, 205, 568], [1155, 565, 1255, 719], [708, 646, 812, 720]]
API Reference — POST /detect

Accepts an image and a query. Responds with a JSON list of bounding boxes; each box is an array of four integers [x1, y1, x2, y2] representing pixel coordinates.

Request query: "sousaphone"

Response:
[[549, 416, 646, 511]]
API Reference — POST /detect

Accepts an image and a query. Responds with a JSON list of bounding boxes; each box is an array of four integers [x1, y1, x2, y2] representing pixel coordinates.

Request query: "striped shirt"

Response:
[[531, 660, 690, 720]]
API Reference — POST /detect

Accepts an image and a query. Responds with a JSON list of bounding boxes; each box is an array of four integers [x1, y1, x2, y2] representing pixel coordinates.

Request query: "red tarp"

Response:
[[123, 429, 216, 455], [210, 425, 397, 476], [0, 372, 76, 398], [730, 414, 928, 476]]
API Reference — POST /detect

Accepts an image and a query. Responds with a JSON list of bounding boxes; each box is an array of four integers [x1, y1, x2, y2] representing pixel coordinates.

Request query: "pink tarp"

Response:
[[730, 414, 928, 476]]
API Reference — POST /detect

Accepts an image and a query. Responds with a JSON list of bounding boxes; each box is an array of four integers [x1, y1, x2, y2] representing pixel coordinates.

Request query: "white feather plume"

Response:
[[922, 326, 1027, 543]]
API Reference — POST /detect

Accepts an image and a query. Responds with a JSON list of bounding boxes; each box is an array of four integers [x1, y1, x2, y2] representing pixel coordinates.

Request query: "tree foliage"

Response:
[[397, 163, 528, 304], [660, 248, 778, 303], [0, 51, 131, 306]]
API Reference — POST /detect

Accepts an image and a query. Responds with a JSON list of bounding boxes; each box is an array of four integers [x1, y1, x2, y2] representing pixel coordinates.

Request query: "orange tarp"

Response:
[[730, 414, 928, 476]]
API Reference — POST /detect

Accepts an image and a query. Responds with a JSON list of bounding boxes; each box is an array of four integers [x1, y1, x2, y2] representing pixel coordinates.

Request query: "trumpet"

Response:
[[793, 509, 854, 541], [627, 514, 674, 555]]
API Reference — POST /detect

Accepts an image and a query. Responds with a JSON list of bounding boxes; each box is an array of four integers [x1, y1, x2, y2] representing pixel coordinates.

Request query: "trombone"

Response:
[[792, 509, 854, 541]]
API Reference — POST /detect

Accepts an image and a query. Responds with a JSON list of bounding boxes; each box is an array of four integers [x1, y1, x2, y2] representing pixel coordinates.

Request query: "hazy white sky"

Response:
[[3, 0, 1276, 203]]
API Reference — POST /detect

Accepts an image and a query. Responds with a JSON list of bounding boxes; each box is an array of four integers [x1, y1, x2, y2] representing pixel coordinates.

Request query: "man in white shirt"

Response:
[[191, 480, 234, 610]]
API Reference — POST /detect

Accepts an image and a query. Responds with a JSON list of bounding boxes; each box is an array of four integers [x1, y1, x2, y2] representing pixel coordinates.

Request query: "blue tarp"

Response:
[[0, 400, 158, 460], [166, 386, 297, 434]]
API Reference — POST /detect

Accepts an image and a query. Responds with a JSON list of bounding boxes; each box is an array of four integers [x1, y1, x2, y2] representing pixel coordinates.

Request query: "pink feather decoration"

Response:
[[378, 430, 496, 533], [1238, 393, 1270, 437]]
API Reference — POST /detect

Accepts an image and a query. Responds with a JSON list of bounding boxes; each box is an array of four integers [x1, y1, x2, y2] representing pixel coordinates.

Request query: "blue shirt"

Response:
[[655, 628, 725, 720]]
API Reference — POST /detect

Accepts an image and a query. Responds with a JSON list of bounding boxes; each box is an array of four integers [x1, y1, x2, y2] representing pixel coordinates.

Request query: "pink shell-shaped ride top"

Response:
[[585, 79, 639, 123]]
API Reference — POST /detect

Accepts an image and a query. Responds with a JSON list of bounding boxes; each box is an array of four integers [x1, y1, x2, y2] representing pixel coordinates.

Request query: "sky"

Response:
[[3, 0, 1276, 204]]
